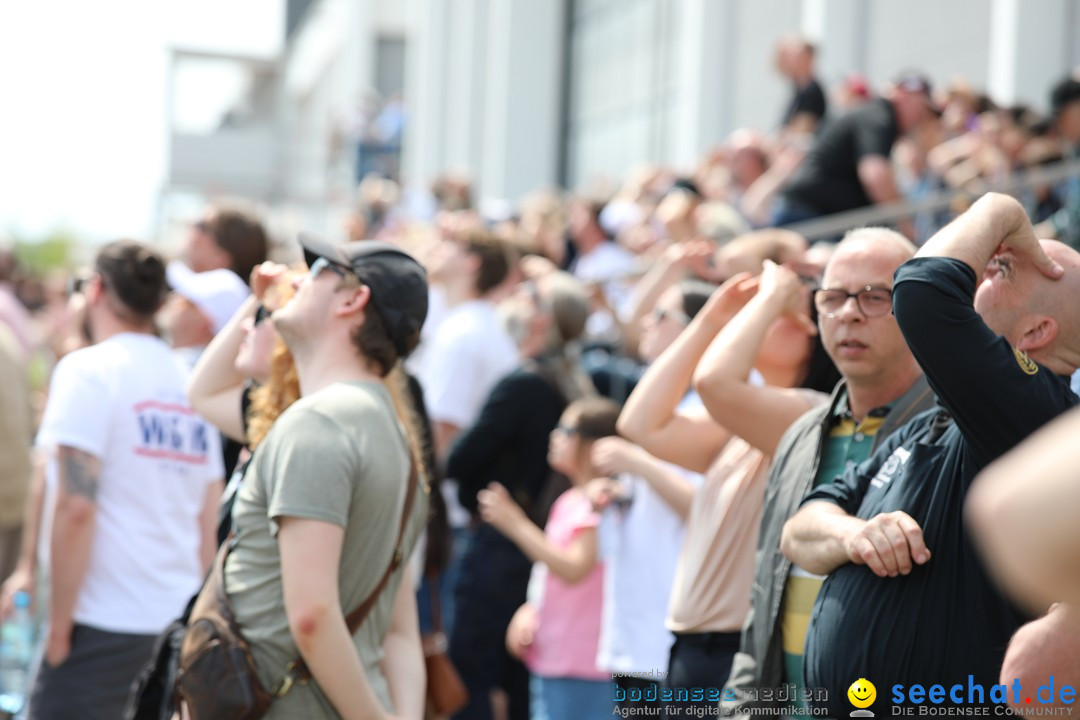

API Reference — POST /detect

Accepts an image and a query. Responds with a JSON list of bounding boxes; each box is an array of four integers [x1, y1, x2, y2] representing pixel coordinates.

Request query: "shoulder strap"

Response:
[[344, 456, 419, 633], [286, 456, 419, 687]]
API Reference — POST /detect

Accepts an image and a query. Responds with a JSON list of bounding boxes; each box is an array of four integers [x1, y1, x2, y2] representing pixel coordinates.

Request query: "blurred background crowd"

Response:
[[2, 1, 1080, 719]]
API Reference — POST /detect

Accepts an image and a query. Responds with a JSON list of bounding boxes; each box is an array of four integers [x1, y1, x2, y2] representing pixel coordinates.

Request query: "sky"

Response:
[[0, 0, 283, 244]]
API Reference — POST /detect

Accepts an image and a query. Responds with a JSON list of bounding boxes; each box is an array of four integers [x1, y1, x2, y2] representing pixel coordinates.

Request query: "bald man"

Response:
[[780, 193, 1080, 716]]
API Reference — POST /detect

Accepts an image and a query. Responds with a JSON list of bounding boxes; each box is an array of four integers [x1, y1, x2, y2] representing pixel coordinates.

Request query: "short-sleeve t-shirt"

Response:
[[36, 332, 224, 634], [225, 381, 428, 718], [525, 488, 607, 681], [782, 97, 900, 215]]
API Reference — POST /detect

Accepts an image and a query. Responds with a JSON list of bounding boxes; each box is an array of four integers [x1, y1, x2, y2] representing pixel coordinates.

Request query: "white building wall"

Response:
[[403, 0, 1080, 206]]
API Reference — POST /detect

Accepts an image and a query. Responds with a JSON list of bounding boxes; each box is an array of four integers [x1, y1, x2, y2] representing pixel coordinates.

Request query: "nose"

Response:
[[834, 295, 864, 322]]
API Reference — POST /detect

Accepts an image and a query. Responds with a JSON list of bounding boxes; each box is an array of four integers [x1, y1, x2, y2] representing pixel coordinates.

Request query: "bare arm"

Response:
[[279, 517, 392, 720], [618, 275, 756, 472], [916, 192, 1062, 282], [740, 144, 806, 227], [187, 261, 289, 443], [197, 480, 224, 573], [1, 453, 46, 619], [380, 572, 425, 720], [186, 295, 258, 443], [622, 242, 711, 354], [478, 483, 598, 584], [590, 437, 695, 519], [432, 421, 461, 468], [967, 407, 1080, 611], [858, 155, 915, 239], [46, 446, 101, 666], [693, 262, 819, 456], [780, 501, 931, 577]]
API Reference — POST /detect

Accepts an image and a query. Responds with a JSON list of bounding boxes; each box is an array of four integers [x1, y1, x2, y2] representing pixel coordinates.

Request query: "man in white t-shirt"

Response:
[[418, 229, 519, 462], [28, 240, 224, 720], [416, 228, 519, 637]]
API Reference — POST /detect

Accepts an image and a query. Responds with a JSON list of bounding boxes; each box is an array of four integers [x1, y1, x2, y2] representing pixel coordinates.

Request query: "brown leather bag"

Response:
[[422, 575, 468, 716], [176, 460, 419, 720]]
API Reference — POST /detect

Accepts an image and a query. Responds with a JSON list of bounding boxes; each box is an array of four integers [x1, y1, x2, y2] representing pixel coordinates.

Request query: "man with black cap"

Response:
[[773, 73, 942, 238], [219, 235, 430, 718], [1035, 74, 1080, 250]]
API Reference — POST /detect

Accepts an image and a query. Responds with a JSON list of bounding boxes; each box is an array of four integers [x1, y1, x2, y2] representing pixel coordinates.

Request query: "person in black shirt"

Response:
[[447, 270, 595, 720], [780, 193, 1080, 716], [775, 37, 827, 133], [774, 74, 941, 237]]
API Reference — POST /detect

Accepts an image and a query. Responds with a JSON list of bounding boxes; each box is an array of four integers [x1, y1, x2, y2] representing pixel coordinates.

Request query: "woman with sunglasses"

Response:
[[618, 260, 839, 718]]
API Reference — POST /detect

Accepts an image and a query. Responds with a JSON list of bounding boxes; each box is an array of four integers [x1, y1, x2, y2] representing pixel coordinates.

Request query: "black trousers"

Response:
[[662, 630, 740, 719], [450, 527, 532, 720], [28, 623, 156, 720]]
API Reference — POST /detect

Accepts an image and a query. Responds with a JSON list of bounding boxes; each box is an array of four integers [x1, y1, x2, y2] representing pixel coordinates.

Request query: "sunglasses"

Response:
[[309, 256, 361, 286], [653, 306, 691, 325]]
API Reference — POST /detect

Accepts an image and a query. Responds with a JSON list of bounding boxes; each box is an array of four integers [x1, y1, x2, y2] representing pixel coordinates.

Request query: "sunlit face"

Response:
[[818, 241, 911, 385], [272, 259, 351, 348], [973, 240, 1074, 343], [639, 287, 689, 363], [185, 214, 230, 273]]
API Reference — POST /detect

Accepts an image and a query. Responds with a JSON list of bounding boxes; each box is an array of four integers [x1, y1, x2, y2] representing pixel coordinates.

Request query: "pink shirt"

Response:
[[525, 488, 607, 680]]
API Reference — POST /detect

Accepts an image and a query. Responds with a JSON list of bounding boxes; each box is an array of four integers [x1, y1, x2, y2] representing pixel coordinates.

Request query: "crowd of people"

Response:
[[1, 38, 1079, 720]]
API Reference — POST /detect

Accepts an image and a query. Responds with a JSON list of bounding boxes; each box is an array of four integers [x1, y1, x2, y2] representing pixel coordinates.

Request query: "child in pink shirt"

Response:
[[477, 397, 619, 720]]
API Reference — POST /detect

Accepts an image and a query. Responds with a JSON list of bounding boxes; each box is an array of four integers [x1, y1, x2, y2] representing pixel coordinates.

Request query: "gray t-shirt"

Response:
[[224, 380, 427, 718]]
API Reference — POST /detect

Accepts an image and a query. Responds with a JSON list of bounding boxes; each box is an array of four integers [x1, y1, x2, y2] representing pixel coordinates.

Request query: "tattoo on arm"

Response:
[[58, 447, 101, 501]]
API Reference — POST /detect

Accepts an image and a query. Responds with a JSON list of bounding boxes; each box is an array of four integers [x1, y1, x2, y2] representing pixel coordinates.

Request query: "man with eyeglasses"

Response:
[[780, 193, 1080, 715], [723, 226, 934, 715]]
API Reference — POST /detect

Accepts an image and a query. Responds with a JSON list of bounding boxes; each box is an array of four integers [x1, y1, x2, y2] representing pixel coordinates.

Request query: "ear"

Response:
[[334, 284, 372, 319], [1015, 315, 1058, 353]]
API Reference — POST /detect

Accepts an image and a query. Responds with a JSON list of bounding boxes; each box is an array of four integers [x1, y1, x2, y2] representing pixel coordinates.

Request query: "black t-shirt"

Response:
[[782, 78, 827, 127], [782, 97, 899, 215], [447, 366, 567, 523], [800, 257, 1078, 715]]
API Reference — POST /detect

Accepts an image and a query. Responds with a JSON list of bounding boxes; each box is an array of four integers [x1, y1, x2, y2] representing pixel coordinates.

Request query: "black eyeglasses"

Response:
[[814, 286, 893, 318], [253, 304, 271, 326]]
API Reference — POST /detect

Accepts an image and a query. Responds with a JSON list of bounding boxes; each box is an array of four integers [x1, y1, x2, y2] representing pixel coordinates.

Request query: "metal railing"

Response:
[[784, 156, 1080, 243]]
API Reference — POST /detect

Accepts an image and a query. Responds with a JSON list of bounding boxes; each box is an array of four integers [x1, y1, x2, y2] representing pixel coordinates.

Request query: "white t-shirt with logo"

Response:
[[36, 332, 223, 635]]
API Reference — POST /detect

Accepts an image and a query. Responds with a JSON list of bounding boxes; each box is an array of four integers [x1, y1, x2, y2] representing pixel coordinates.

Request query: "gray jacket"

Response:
[[722, 375, 934, 711]]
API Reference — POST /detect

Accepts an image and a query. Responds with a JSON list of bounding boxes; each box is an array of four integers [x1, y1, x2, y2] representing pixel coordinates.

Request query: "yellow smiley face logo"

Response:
[[848, 678, 876, 709]]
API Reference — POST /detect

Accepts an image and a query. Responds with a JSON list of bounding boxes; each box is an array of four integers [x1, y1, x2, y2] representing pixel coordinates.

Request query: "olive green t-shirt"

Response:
[[224, 381, 427, 718]]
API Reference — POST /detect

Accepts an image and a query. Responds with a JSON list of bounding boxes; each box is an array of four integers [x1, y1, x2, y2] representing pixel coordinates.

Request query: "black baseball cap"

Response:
[[299, 233, 429, 357]]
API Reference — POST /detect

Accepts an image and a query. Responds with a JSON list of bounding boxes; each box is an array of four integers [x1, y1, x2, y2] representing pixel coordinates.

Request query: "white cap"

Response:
[[166, 261, 250, 333]]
